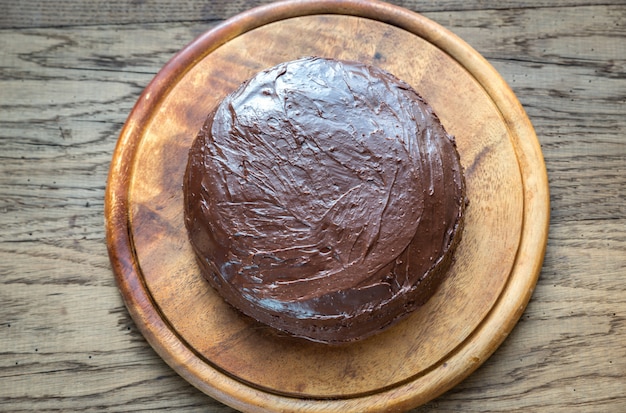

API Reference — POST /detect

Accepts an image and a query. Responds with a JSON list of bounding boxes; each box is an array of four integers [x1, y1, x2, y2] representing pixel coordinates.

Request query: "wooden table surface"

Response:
[[1, 1, 624, 412]]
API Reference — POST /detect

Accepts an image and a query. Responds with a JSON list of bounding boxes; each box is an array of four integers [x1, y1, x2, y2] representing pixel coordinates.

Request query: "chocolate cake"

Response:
[[184, 56, 466, 344]]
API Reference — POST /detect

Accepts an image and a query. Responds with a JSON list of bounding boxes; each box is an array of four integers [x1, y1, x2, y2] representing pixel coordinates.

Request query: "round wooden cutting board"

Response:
[[105, 1, 550, 412]]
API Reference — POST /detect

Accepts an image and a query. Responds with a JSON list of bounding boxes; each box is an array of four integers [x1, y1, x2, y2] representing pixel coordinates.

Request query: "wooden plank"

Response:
[[3, 297, 224, 412], [2, 0, 625, 29]]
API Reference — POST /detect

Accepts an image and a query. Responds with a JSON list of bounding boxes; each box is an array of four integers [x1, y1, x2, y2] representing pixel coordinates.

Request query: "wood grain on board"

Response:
[[1, 1, 625, 412]]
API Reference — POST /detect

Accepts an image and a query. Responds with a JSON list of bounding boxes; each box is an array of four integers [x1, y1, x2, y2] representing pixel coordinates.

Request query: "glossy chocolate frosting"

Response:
[[184, 57, 466, 343]]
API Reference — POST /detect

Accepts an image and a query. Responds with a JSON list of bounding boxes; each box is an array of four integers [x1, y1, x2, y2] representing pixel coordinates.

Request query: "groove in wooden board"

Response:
[[126, 13, 523, 398]]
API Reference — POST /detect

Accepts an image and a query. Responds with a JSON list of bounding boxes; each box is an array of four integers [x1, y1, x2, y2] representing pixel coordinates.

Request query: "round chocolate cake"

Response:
[[184, 56, 466, 343]]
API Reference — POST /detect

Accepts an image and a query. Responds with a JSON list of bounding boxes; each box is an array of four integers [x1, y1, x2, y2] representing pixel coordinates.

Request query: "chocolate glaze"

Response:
[[184, 57, 466, 343]]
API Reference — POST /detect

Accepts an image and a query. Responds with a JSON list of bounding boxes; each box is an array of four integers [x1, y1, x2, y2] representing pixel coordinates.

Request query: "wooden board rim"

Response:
[[105, 0, 550, 411]]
